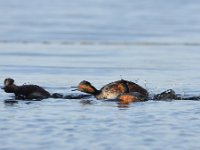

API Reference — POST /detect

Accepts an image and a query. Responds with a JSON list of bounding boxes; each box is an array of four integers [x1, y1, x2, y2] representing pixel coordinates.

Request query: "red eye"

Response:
[[79, 84, 85, 89]]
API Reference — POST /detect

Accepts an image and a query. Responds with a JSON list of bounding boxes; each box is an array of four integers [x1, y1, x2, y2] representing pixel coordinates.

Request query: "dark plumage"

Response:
[[2, 78, 51, 100], [154, 89, 180, 100], [77, 79, 148, 100]]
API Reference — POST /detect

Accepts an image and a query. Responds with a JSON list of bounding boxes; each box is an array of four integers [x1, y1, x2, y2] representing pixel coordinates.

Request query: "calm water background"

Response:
[[1, 0, 200, 150]]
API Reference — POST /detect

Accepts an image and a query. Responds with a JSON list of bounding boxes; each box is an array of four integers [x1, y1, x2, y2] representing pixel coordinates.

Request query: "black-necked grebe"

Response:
[[77, 79, 148, 100], [154, 89, 180, 100], [2, 78, 51, 100]]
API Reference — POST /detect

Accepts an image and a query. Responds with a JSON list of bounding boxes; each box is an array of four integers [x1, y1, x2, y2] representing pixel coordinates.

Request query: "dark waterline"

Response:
[[1, 0, 200, 149], [1, 43, 200, 150]]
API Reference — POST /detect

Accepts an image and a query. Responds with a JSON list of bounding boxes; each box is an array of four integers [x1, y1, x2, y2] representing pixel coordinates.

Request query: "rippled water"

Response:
[[1, 43, 200, 150], [1, 0, 200, 150], [1, 0, 200, 42]]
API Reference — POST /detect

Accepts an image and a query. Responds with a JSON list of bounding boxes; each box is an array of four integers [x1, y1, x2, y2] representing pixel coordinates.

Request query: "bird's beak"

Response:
[[71, 88, 78, 91], [1, 86, 4, 90], [71, 86, 79, 91]]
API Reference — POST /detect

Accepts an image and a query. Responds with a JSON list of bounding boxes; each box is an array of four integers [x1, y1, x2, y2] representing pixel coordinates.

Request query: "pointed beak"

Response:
[[71, 86, 79, 91], [0, 86, 4, 90], [71, 88, 78, 91]]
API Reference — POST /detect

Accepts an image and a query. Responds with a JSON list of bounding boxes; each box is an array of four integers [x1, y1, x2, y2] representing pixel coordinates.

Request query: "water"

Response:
[[1, 0, 200, 150], [1, 44, 200, 150], [1, 0, 200, 42]]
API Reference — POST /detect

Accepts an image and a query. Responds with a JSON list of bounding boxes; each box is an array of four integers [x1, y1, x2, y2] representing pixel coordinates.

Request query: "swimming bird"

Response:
[[154, 89, 180, 100], [76, 79, 148, 100], [2, 78, 51, 100], [154, 89, 200, 101]]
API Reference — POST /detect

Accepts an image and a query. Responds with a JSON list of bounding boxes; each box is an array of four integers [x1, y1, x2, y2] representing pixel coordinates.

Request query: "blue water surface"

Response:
[[1, 0, 200, 150], [1, 43, 200, 150], [0, 0, 200, 42]]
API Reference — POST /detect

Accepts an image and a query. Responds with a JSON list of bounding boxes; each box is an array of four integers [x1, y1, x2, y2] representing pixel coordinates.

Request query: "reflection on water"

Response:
[[1, 0, 200, 149], [1, 43, 200, 150]]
